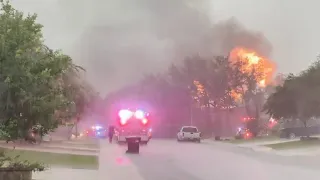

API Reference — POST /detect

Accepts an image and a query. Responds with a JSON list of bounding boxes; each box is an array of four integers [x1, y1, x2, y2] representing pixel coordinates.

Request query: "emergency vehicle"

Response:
[[114, 109, 152, 144]]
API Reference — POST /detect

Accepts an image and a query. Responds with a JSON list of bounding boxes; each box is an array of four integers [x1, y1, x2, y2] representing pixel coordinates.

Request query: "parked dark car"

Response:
[[280, 126, 320, 139]]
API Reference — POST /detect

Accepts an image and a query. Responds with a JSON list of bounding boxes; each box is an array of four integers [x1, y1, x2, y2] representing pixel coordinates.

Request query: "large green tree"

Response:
[[0, 1, 92, 141], [264, 60, 320, 127]]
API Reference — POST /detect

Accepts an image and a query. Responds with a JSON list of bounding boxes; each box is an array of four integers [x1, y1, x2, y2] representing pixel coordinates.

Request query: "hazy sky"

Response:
[[10, 0, 320, 94]]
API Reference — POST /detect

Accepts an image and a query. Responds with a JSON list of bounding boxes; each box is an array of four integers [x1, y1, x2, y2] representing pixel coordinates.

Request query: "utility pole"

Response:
[[75, 116, 80, 138], [188, 85, 194, 126], [190, 105, 193, 125]]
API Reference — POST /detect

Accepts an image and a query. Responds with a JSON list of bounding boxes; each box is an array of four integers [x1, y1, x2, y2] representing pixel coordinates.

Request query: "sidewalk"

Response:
[[204, 139, 320, 156], [237, 139, 299, 147], [0, 143, 99, 156], [235, 140, 320, 156], [271, 147, 320, 156], [41, 143, 99, 152], [62, 138, 100, 145], [33, 167, 98, 180]]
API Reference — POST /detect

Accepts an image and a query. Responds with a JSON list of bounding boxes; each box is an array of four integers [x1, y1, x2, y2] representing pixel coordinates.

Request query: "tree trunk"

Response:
[[226, 109, 232, 136], [67, 124, 75, 140], [75, 121, 78, 138], [204, 104, 212, 135], [244, 100, 252, 117], [302, 119, 307, 128]]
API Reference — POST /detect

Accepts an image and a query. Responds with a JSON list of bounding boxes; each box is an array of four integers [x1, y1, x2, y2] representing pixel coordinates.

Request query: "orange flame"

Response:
[[193, 80, 205, 99], [230, 47, 275, 87], [191, 48, 276, 105], [230, 89, 242, 103]]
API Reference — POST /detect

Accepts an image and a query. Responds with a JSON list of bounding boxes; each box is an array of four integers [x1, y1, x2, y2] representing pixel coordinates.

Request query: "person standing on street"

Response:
[[108, 125, 115, 143]]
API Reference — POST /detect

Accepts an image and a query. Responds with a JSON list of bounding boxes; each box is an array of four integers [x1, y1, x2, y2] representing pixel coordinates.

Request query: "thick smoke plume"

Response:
[[56, 0, 272, 95]]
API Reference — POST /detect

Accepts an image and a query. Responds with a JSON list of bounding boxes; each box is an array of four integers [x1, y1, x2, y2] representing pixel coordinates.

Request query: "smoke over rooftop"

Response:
[[13, 0, 273, 95]]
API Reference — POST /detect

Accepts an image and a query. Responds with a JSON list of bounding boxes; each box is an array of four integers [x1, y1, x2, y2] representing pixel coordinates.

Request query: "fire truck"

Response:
[[114, 109, 152, 144]]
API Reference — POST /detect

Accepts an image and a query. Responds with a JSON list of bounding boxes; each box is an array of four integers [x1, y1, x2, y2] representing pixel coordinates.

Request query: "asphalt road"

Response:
[[99, 139, 320, 180]]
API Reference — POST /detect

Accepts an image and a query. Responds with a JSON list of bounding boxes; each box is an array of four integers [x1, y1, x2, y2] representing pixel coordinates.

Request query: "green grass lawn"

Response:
[[0, 148, 98, 169], [228, 135, 279, 144], [265, 139, 320, 150]]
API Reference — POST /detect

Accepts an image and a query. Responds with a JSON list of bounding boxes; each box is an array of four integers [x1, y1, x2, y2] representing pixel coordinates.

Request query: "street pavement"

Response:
[[99, 139, 320, 180]]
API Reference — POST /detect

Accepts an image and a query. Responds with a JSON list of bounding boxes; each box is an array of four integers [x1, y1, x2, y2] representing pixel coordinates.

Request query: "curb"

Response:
[[251, 146, 273, 152], [237, 145, 273, 152]]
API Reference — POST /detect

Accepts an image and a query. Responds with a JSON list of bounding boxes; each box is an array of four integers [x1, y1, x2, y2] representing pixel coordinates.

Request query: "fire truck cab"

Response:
[[115, 109, 152, 144]]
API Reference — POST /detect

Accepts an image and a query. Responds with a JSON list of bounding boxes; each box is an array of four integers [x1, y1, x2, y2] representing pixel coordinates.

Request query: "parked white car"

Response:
[[177, 126, 201, 142], [42, 134, 52, 142]]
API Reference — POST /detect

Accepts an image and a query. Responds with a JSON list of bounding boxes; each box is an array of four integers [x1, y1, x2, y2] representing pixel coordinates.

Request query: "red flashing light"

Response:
[[120, 118, 127, 125], [119, 109, 133, 119], [118, 109, 150, 125], [244, 132, 252, 139], [243, 117, 255, 122], [118, 109, 133, 125], [141, 118, 148, 125]]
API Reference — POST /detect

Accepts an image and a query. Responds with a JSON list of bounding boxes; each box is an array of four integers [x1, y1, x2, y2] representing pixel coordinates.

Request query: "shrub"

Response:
[[0, 151, 47, 172]]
